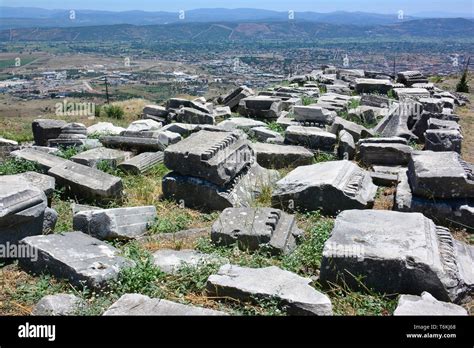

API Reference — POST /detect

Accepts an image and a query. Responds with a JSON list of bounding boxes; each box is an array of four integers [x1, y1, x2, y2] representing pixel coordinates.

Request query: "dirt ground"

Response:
[[437, 74, 474, 162]]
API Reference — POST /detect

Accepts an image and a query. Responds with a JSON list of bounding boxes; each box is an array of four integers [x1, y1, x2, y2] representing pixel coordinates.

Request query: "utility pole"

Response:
[[104, 76, 110, 104], [393, 56, 396, 79]]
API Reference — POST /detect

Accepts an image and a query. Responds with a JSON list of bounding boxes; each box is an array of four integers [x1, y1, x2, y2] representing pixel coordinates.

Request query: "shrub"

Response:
[[301, 96, 317, 106], [56, 146, 80, 160], [103, 105, 125, 119], [0, 158, 39, 175], [112, 243, 163, 296], [281, 212, 334, 275], [266, 121, 284, 134], [95, 105, 102, 118], [456, 70, 469, 93]]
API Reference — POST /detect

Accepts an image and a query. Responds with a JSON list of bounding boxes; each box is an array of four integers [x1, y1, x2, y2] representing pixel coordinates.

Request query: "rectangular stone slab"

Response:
[[284, 126, 337, 151], [152, 249, 225, 274], [395, 169, 474, 232], [238, 96, 282, 119], [71, 147, 133, 168], [164, 130, 254, 186], [11, 148, 68, 171], [19, 231, 134, 289], [166, 98, 210, 113], [424, 129, 462, 153], [394, 88, 430, 99], [0, 172, 55, 197], [272, 160, 377, 215], [320, 210, 472, 303], [0, 184, 47, 250], [143, 105, 168, 117], [211, 207, 303, 255], [48, 161, 123, 201], [252, 142, 314, 169], [73, 206, 157, 240], [176, 107, 216, 125], [206, 265, 333, 315], [118, 152, 164, 175], [394, 292, 468, 316], [407, 151, 474, 199], [103, 294, 226, 315], [162, 164, 279, 211], [355, 78, 393, 94], [330, 117, 374, 142], [32, 119, 67, 146], [100, 135, 165, 153], [293, 105, 335, 125], [359, 143, 412, 166], [222, 86, 254, 110]]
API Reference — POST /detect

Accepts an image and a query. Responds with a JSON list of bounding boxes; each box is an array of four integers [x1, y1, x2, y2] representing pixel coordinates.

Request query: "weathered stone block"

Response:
[[272, 161, 377, 215], [103, 294, 226, 315], [211, 207, 303, 254], [238, 96, 282, 119], [73, 206, 157, 240], [407, 151, 474, 199], [0, 184, 47, 250], [359, 143, 412, 166], [330, 117, 374, 142], [0, 171, 55, 197], [164, 130, 253, 186], [43, 207, 58, 233], [355, 78, 393, 94], [71, 147, 133, 168], [32, 294, 84, 316], [218, 117, 266, 132], [337, 130, 355, 160], [162, 164, 279, 211], [48, 161, 123, 201], [222, 86, 255, 110], [252, 142, 313, 169], [100, 135, 165, 153], [293, 105, 336, 125], [424, 129, 463, 153], [152, 249, 225, 274], [177, 107, 215, 125], [206, 265, 333, 315], [126, 119, 162, 132], [118, 152, 164, 175], [32, 119, 67, 146], [87, 122, 125, 136], [320, 210, 473, 303], [19, 232, 134, 289], [284, 126, 337, 151], [249, 127, 284, 143], [166, 98, 210, 114], [395, 169, 474, 232], [11, 148, 67, 171], [394, 292, 468, 316]]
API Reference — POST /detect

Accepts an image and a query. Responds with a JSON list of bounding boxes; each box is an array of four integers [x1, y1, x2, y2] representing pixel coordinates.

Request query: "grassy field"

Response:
[[0, 73, 473, 316], [0, 56, 38, 69]]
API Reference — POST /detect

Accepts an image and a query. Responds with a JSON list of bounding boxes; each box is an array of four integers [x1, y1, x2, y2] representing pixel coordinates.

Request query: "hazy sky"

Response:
[[1, 0, 473, 15]]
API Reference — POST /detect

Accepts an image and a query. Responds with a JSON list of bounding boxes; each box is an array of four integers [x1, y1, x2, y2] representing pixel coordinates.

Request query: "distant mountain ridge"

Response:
[[0, 6, 463, 30], [1, 18, 472, 42]]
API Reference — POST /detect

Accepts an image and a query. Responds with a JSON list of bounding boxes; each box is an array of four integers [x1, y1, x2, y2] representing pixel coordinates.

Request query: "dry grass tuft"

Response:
[[373, 187, 395, 210]]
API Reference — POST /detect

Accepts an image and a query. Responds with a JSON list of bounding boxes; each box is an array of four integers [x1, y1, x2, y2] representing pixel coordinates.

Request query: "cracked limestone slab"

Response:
[[206, 264, 333, 315], [320, 210, 474, 303]]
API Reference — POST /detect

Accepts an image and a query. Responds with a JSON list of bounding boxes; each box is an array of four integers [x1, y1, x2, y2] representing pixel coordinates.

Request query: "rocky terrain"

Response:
[[0, 66, 473, 316]]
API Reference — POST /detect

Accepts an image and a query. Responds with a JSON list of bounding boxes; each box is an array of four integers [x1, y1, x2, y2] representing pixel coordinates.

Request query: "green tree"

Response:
[[456, 70, 469, 93]]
